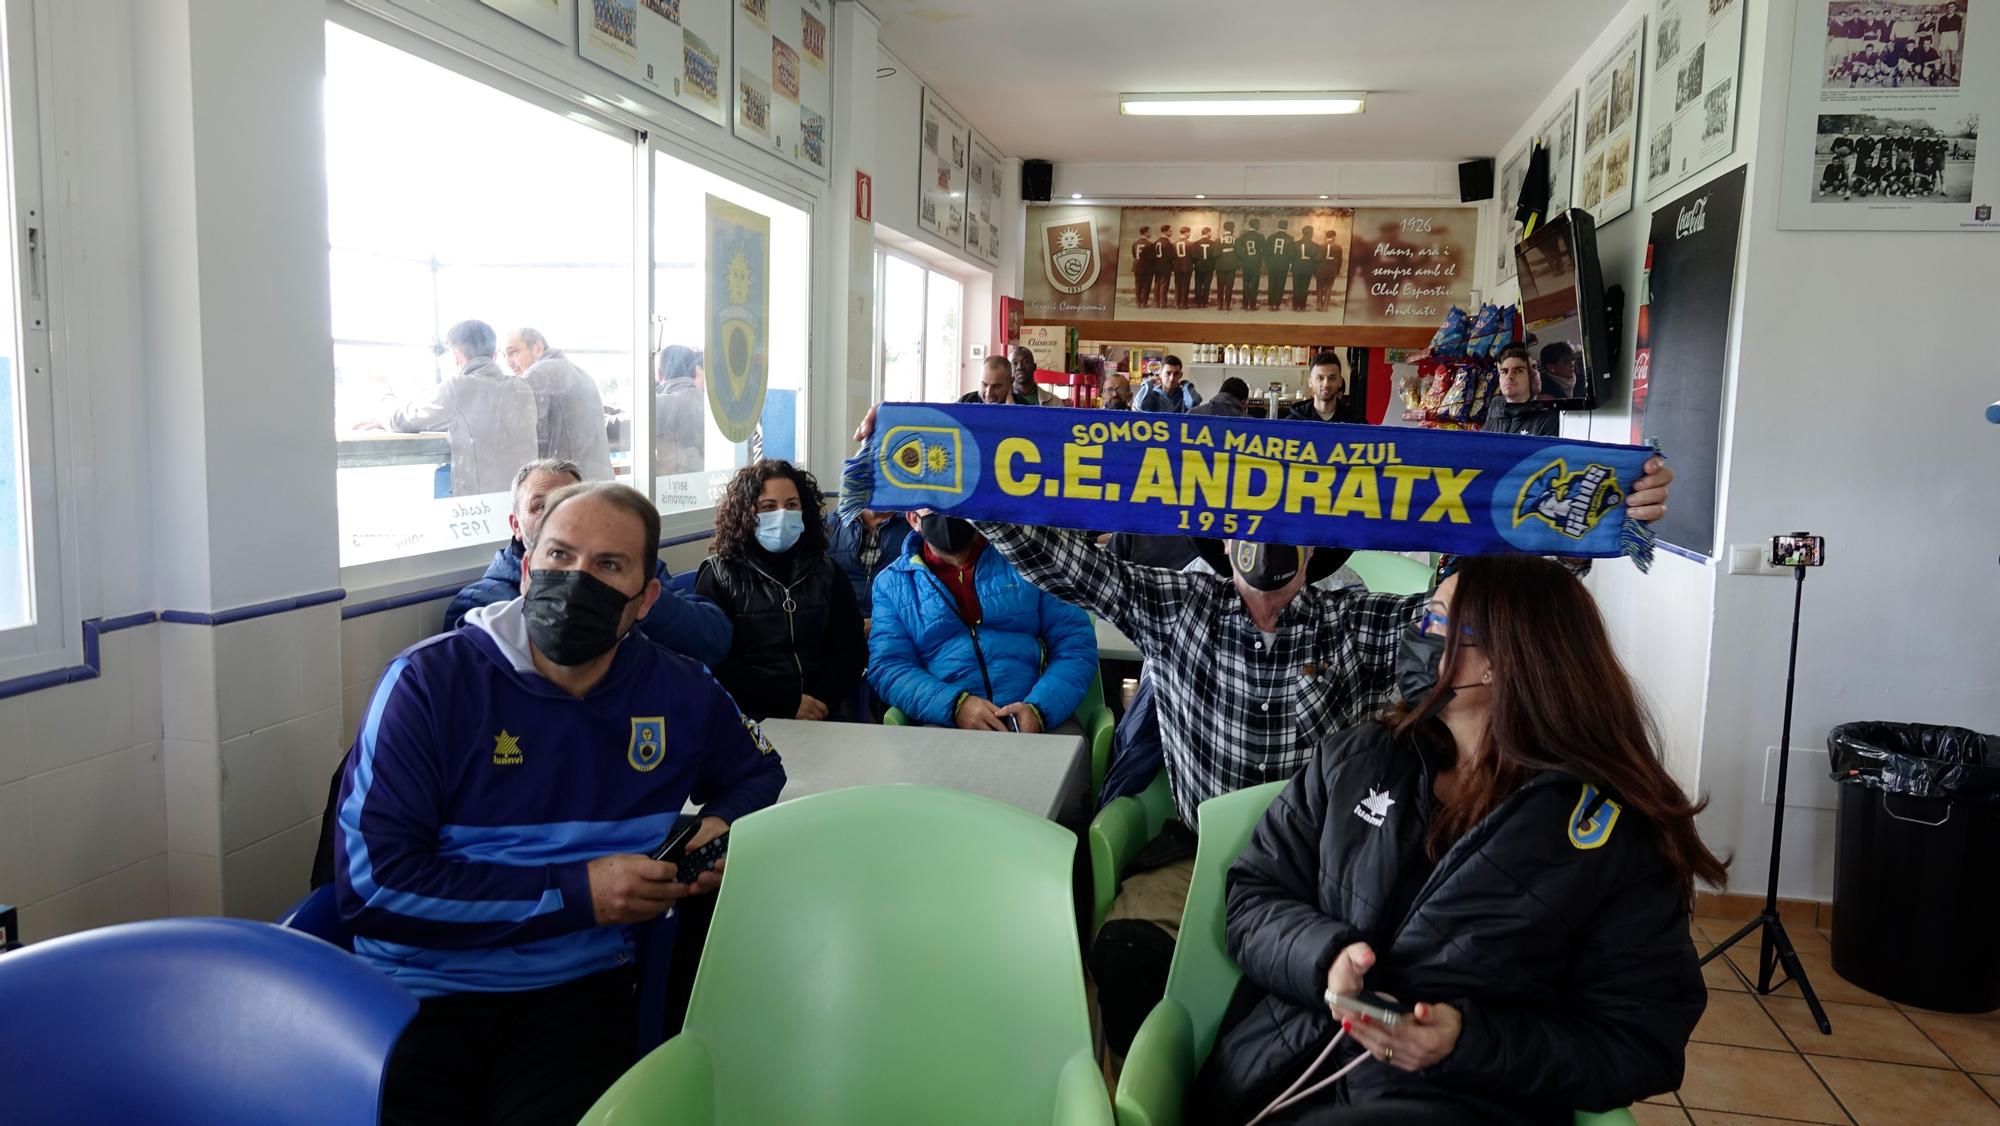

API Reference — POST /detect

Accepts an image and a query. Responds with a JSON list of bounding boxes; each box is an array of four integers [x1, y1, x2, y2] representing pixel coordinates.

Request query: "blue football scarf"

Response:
[[841, 404, 1659, 570]]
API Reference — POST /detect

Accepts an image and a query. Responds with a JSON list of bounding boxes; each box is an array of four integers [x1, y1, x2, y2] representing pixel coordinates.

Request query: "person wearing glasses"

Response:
[[1196, 556, 1720, 1124]]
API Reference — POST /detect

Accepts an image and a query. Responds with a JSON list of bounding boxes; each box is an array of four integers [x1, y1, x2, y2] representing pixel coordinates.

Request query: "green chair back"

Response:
[[1088, 770, 1175, 931], [1112, 781, 1637, 1126], [1344, 551, 1435, 596], [581, 785, 1111, 1126]]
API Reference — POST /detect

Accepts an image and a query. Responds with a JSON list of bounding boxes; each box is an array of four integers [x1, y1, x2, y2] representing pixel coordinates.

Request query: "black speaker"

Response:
[[1022, 159, 1053, 202], [1458, 158, 1495, 203]]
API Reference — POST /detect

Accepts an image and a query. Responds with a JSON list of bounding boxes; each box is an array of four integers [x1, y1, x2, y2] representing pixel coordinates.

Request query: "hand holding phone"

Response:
[[1324, 990, 1411, 1029], [650, 819, 730, 885]]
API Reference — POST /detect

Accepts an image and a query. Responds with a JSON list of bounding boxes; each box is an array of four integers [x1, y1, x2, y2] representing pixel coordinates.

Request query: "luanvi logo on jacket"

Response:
[[1352, 786, 1395, 828], [492, 730, 523, 766]]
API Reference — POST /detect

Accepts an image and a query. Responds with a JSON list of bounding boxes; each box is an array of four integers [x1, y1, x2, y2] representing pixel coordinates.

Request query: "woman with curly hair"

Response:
[[696, 459, 865, 720]]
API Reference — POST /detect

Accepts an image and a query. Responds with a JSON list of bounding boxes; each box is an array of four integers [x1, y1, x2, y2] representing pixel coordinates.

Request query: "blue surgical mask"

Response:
[[755, 509, 805, 553]]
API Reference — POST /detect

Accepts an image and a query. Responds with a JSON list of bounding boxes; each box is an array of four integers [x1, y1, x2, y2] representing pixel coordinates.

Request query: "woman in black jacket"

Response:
[[1196, 555, 1725, 1125], [696, 460, 865, 721]]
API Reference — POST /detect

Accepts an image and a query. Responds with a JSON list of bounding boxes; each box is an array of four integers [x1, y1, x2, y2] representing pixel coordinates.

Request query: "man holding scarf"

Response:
[[850, 404, 1674, 1055]]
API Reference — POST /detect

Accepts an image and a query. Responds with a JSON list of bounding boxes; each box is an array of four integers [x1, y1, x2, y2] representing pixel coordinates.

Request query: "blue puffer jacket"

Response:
[[443, 540, 733, 669], [868, 535, 1097, 727]]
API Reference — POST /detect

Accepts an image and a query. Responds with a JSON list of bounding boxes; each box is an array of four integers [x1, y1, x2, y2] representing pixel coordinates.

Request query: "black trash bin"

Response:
[[1828, 721, 2000, 1013]]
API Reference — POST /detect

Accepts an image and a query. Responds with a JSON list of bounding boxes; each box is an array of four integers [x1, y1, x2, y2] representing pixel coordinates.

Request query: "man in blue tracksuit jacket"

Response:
[[443, 457, 732, 669], [867, 511, 1096, 733], [337, 481, 785, 1125]]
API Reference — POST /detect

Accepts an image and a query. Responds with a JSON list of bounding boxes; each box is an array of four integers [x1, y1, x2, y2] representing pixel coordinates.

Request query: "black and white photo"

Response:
[[1678, 42, 1709, 111], [1704, 79, 1734, 140], [1612, 53, 1640, 128], [1587, 96, 1611, 152], [1660, 14, 1684, 67], [1810, 111, 1979, 201], [1651, 123, 1676, 179], [1822, 0, 1968, 88], [1606, 133, 1635, 197]]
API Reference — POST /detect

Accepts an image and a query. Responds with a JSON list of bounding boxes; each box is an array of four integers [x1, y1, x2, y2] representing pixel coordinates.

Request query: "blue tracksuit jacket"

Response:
[[334, 598, 785, 997]]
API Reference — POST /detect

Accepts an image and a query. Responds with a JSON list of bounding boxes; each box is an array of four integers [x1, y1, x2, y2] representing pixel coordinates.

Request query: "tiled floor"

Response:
[[1636, 917, 2000, 1124]]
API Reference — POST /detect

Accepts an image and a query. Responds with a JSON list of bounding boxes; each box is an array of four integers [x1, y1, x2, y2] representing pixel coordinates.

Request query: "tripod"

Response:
[[1699, 562, 1833, 1034]]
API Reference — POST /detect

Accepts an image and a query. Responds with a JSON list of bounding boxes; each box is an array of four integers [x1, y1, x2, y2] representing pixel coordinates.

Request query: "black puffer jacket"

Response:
[[696, 545, 865, 720], [1194, 721, 1704, 1125]]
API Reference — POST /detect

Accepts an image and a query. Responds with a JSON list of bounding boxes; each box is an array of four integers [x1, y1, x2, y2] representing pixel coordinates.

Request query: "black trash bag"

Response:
[[1828, 722, 2000, 801]]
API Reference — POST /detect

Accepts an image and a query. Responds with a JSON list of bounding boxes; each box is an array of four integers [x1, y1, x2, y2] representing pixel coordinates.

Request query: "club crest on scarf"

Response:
[[881, 425, 965, 494], [1513, 459, 1625, 539]]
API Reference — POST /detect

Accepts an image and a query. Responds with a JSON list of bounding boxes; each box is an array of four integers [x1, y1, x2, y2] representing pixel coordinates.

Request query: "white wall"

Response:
[[1488, 0, 2000, 901]]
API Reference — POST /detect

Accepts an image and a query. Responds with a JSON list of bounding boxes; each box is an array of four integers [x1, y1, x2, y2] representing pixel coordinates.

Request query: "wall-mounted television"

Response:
[[1513, 208, 1612, 411]]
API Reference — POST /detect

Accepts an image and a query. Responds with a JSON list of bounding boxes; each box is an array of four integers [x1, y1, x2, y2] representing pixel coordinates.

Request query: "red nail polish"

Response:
[[1341, 1019, 1352, 1032], [1361, 1014, 1372, 1025]]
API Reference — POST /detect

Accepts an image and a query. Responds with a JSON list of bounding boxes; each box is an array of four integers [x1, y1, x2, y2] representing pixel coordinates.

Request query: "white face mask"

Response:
[[754, 509, 804, 553]]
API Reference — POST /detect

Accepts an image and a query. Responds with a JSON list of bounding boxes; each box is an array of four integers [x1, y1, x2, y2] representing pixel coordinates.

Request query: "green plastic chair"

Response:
[[1112, 782, 1636, 1126], [885, 671, 1118, 795], [1088, 769, 1175, 931], [580, 785, 1112, 1126], [1344, 550, 1436, 596]]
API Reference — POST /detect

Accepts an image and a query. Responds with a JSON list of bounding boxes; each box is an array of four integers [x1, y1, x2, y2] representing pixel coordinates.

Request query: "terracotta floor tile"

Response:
[[1901, 1008, 2000, 1073], [1808, 1056, 2000, 1125], [1780, 926, 1832, 957], [1722, 948, 1892, 1009], [1699, 941, 1749, 994], [1759, 997, 1950, 1068], [1698, 915, 1756, 943], [1688, 1114, 1845, 1125], [1976, 1072, 2000, 1102], [1676, 1043, 1848, 1123], [1642, 1090, 1680, 1104], [1632, 1103, 1693, 1124], [1693, 992, 1791, 1050]]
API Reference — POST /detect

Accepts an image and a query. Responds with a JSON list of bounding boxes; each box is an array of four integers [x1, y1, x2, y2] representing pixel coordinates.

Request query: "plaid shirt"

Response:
[[982, 523, 1426, 826]]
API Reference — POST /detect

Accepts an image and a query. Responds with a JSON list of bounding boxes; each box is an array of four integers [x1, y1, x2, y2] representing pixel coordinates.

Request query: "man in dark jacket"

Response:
[[1487, 344, 1560, 437], [443, 458, 731, 669], [958, 355, 1037, 405], [825, 509, 911, 620], [1282, 353, 1353, 424], [1195, 721, 1702, 1123], [1187, 376, 1250, 417]]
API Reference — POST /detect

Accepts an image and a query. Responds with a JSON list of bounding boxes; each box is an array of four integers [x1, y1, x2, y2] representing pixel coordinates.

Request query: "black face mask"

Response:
[[1395, 625, 1486, 711], [1231, 541, 1303, 592], [523, 569, 640, 666], [918, 513, 977, 554]]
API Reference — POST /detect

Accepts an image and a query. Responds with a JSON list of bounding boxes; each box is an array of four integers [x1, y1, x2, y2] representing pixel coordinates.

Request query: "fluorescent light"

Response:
[[1319, 194, 1330, 199], [1120, 91, 1366, 117], [1071, 193, 1082, 199], [1195, 194, 1206, 199]]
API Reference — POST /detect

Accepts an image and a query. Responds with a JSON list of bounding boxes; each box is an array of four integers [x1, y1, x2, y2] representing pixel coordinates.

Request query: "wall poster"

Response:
[[732, 0, 831, 177], [964, 133, 1005, 265], [1632, 166, 1747, 557], [1542, 92, 1580, 216], [705, 195, 770, 443], [485, 0, 574, 41], [1022, 204, 1476, 330], [1779, 0, 1995, 230], [917, 88, 972, 244], [578, 0, 729, 126], [1645, 0, 1746, 199], [1580, 19, 1648, 226]]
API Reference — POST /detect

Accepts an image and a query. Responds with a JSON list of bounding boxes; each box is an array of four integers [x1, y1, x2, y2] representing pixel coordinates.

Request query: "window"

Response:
[[0, 0, 62, 666], [327, 25, 637, 568], [873, 249, 962, 404], [650, 150, 810, 517]]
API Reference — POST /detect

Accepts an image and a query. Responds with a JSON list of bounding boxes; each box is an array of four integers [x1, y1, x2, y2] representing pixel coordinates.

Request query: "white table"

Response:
[[1094, 616, 1143, 663], [754, 718, 1090, 822]]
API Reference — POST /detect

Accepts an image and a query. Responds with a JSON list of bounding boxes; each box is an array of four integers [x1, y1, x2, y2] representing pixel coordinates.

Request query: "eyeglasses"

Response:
[[1419, 608, 1479, 644]]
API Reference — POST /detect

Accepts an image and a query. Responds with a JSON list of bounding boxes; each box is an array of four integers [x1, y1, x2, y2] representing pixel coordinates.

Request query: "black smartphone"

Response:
[[1769, 532, 1825, 568], [649, 819, 701, 863], [1005, 714, 1021, 733]]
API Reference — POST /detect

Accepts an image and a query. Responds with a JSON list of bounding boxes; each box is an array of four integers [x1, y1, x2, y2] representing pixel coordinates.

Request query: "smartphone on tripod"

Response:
[[1769, 532, 1824, 568]]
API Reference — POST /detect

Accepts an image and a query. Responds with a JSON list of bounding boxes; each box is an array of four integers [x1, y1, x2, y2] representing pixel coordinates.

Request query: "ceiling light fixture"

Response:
[[1320, 194, 1330, 199], [1195, 194, 1206, 199], [1071, 193, 1083, 199], [1120, 91, 1367, 117]]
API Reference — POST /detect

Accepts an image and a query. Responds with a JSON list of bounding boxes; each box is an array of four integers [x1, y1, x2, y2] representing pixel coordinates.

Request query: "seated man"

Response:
[[335, 481, 786, 1125], [1281, 352, 1353, 423], [958, 354, 1037, 405], [1132, 355, 1202, 414], [445, 458, 731, 670], [825, 508, 912, 624], [1187, 376, 1250, 417], [867, 509, 1097, 735]]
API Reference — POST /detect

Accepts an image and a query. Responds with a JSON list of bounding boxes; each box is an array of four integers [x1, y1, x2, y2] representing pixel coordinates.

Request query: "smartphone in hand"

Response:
[[1324, 990, 1411, 1029]]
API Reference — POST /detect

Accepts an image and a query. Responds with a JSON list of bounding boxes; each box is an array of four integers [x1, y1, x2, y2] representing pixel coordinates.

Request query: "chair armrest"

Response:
[[883, 707, 911, 726], [1134, 770, 1172, 837], [1572, 1111, 1637, 1126], [1114, 998, 1198, 1126], [1053, 1048, 1116, 1126], [578, 1033, 714, 1126], [1089, 795, 1150, 932]]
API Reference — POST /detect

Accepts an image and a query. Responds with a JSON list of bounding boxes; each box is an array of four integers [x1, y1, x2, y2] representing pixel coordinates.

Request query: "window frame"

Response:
[[327, 3, 821, 589], [0, 0, 80, 680], [873, 245, 971, 405]]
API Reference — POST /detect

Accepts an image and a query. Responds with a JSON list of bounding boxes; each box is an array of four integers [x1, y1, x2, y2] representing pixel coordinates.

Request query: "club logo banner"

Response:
[[843, 404, 1659, 567], [1041, 216, 1101, 294], [706, 195, 769, 444]]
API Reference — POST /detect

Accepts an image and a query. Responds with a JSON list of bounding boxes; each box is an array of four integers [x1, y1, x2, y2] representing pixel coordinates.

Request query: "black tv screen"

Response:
[[1513, 209, 1611, 410]]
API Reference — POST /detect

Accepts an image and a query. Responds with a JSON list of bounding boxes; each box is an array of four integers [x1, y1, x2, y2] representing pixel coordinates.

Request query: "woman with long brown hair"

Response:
[[1195, 555, 1725, 1125], [696, 459, 864, 721]]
